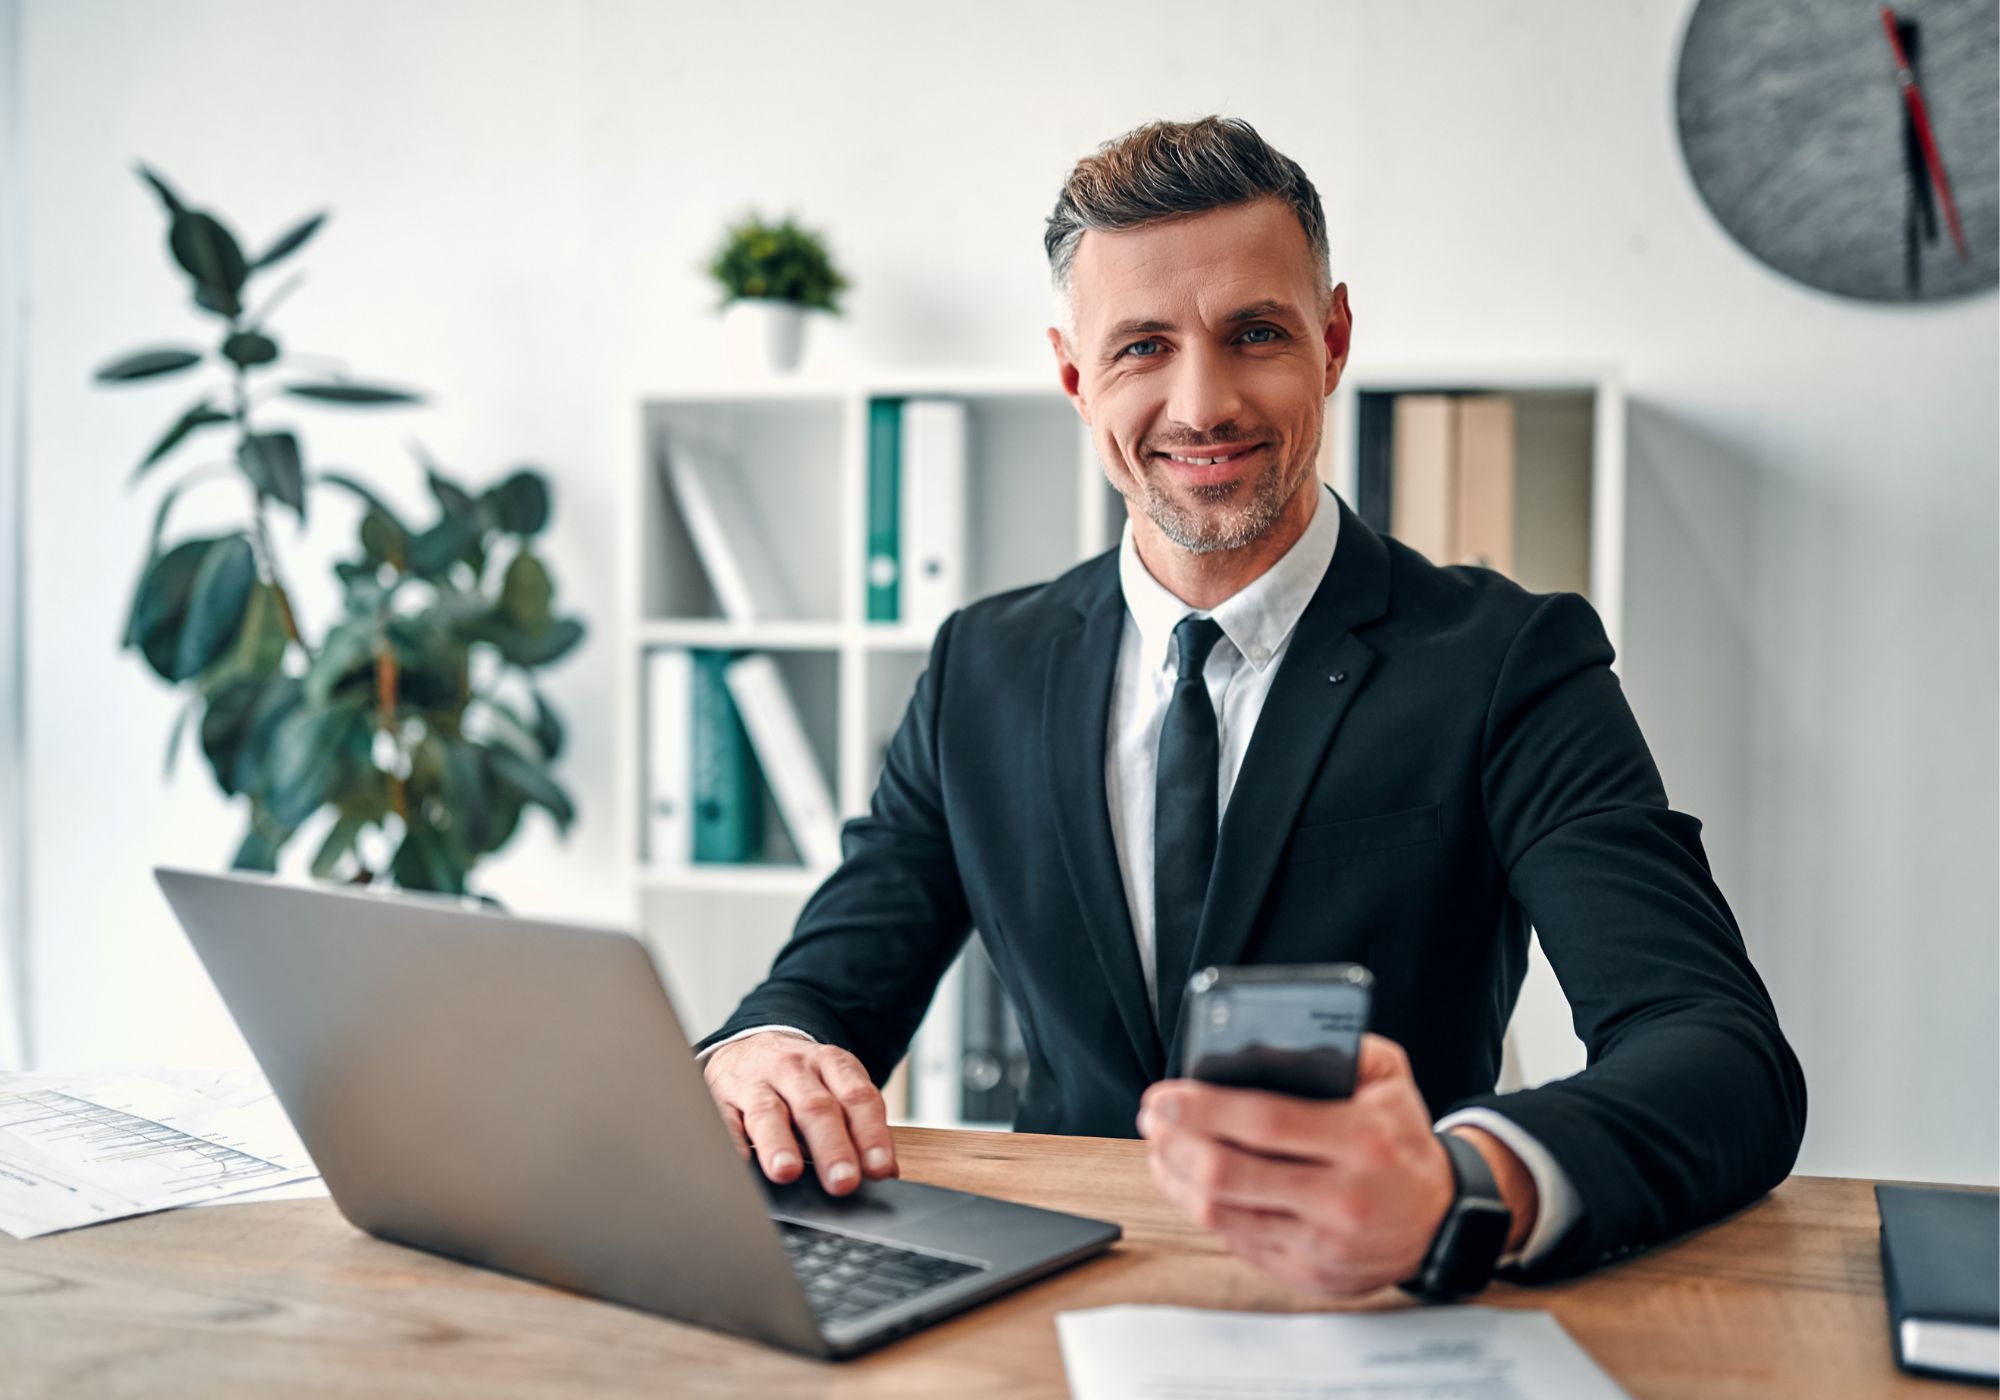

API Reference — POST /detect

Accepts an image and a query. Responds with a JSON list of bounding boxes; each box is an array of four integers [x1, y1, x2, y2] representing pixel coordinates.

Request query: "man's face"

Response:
[[1049, 197, 1351, 555]]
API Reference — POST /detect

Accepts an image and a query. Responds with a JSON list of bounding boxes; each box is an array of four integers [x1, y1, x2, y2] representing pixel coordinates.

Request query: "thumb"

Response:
[[1354, 1032, 1413, 1088]]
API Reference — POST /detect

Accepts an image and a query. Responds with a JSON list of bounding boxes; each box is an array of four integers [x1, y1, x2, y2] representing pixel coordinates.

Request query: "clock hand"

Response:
[[1878, 6, 1970, 262], [1894, 16, 1938, 295]]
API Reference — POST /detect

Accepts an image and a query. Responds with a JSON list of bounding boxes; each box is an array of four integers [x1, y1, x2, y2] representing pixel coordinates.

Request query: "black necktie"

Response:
[[1154, 615, 1226, 1046]]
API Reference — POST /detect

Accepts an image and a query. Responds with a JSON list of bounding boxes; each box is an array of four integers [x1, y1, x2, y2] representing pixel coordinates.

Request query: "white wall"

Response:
[[18, 0, 1996, 1185]]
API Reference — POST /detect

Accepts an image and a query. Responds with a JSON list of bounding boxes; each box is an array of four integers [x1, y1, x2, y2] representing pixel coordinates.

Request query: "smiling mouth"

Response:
[[1154, 444, 1264, 466]]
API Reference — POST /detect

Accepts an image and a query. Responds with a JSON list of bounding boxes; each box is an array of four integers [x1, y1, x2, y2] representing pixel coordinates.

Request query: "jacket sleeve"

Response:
[[1449, 591, 1808, 1282], [690, 611, 973, 1085]]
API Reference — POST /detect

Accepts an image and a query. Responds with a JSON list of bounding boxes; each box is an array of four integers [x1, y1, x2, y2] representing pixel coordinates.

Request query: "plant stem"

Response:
[[376, 645, 408, 822], [231, 364, 312, 660]]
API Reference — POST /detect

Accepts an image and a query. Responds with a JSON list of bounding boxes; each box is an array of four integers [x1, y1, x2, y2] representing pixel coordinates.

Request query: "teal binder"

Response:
[[866, 398, 902, 623], [689, 648, 762, 862]]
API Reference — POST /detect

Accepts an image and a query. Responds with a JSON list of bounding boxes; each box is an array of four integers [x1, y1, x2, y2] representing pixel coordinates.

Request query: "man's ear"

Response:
[[1047, 326, 1091, 425], [1321, 282, 1353, 398]]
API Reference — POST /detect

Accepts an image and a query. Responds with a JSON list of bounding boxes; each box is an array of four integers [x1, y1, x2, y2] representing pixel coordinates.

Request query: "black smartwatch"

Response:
[[1398, 1131, 1513, 1302]]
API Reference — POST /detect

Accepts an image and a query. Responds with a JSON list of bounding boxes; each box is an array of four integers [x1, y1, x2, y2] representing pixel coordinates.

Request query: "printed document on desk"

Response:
[[0, 1070, 324, 1238], [1057, 1303, 1630, 1399]]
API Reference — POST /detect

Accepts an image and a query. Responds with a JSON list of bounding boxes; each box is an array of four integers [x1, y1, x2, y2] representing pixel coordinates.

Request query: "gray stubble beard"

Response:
[[1134, 423, 1321, 556]]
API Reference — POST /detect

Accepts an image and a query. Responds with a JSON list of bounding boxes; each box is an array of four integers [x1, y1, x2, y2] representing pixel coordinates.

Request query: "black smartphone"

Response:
[[1178, 963, 1374, 1099]]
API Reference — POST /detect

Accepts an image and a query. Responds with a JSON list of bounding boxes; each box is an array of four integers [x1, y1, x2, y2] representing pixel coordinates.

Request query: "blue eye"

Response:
[[1120, 327, 1283, 358]]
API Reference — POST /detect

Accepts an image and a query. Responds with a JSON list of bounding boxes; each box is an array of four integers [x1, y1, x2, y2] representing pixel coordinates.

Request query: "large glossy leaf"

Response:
[[426, 467, 480, 523], [358, 511, 408, 570], [233, 809, 292, 872], [439, 738, 493, 853], [169, 210, 248, 316], [480, 787, 525, 856], [406, 516, 477, 579], [307, 621, 378, 707], [94, 347, 203, 384], [499, 552, 553, 631], [172, 535, 256, 680], [239, 431, 306, 522], [476, 697, 543, 762], [199, 581, 289, 689], [220, 675, 305, 795], [391, 811, 466, 894], [484, 470, 550, 535], [253, 211, 327, 270], [384, 615, 468, 713], [500, 616, 585, 670], [136, 163, 186, 218], [282, 381, 423, 406], [531, 689, 564, 761], [486, 745, 575, 834], [221, 330, 279, 369], [200, 674, 271, 796], [263, 700, 366, 828], [125, 536, 222, 679], [310, 809, 368, 880], [317, 472, 412, 570], [131, 401, 233, 485]]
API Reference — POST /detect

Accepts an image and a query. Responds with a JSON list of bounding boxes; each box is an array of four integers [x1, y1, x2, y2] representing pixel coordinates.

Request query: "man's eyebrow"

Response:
[[1098, 299, 1303, 351]]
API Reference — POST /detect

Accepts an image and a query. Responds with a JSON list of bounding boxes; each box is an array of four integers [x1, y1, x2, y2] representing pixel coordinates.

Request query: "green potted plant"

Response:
[[96, 164, 586, 899], [704, 211, 849, 372]]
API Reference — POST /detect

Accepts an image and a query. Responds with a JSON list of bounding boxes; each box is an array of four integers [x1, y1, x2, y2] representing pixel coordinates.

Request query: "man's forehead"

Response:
[[1070, 200, 1316, 334]]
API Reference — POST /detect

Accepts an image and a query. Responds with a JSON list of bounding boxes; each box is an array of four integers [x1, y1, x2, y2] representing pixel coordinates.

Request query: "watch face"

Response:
[[1675, 0, 1998, 303], [1435, 1201, 1513, 1296]]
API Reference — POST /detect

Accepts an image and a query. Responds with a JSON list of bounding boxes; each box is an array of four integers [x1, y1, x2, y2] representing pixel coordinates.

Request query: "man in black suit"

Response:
[[696, 115, 1805, 1296]]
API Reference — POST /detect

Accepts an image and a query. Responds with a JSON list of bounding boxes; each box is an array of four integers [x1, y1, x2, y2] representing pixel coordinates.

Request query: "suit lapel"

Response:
[[1044, 561, 1165, 1080], [1165, 496, 1394, 1075]]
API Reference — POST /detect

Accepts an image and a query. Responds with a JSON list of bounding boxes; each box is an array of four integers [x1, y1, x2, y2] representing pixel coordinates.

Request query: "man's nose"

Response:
[[1161, 342, 1248, 437]]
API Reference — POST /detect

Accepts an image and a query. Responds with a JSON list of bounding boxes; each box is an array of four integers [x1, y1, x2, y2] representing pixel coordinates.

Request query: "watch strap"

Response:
[[1399, 1130, 1512, 1302]]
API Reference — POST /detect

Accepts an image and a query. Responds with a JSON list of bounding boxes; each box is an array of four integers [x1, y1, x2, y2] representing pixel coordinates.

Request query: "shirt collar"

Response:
[[1117, 481, 1342, 676]]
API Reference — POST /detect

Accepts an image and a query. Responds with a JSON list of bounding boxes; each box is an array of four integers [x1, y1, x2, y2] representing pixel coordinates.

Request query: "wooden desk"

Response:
[[0, 1127, 1967, 1398]]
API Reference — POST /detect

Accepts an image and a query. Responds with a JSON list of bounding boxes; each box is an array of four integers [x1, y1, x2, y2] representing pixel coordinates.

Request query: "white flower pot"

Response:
[[723, 297, 809, 373]]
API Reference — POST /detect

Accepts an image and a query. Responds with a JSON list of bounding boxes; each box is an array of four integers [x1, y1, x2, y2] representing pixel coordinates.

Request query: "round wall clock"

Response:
[[1675, 0, 1997, 304]]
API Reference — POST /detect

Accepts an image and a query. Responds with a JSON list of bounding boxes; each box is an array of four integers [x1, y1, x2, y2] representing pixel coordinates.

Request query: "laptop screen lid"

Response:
[[153, 866, 824, 1355]]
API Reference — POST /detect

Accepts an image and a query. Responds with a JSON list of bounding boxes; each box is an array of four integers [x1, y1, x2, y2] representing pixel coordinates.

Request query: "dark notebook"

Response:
[[1876, 1184, 1999, 1384]]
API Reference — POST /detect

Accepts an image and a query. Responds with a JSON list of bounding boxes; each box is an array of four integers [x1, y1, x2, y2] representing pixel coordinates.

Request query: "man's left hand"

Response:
[[1137, 1033, 1529, 1297]]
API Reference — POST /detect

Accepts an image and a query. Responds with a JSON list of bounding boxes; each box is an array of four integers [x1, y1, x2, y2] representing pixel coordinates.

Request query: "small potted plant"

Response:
[[704, 211, 849, 373]]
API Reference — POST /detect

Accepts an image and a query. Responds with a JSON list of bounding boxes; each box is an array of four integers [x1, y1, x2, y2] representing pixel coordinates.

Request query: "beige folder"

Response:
[[1388, 394, 1516, 575]]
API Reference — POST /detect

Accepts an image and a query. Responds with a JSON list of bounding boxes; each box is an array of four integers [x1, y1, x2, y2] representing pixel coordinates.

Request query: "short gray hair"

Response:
[[1044, 116, 1332, 344]]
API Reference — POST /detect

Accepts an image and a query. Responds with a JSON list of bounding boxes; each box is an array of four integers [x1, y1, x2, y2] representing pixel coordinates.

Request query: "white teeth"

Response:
[[1166, 448, 1253, 466]]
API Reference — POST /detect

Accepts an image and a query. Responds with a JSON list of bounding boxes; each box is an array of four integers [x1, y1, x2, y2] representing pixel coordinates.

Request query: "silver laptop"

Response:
[[154, 867, 1119, 1360]]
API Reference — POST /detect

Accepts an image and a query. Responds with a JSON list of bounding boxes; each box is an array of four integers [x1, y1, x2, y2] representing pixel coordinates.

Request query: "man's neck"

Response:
[[1129, 478, 1321, 612]]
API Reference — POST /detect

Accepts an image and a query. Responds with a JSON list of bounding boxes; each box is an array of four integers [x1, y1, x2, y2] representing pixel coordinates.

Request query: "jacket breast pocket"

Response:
[[1287, 804, 1440, 865]]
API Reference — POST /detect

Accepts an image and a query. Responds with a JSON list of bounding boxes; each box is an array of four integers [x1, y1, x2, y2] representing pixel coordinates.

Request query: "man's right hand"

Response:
[[700, 1032, 899, 1196]]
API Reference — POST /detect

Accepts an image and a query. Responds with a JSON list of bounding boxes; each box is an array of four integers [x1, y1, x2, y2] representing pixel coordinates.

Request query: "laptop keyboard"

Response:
[[775, 1217, 983, 1326]]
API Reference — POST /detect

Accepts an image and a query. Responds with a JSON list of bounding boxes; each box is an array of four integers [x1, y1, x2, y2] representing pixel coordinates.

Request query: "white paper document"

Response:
[[1057, 1304, 1630, 1400], [0, 1070, 327, 1239]]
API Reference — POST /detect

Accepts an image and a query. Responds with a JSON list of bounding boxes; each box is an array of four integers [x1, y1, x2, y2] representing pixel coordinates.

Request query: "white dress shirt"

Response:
[[702, 482, 1580, 1266]]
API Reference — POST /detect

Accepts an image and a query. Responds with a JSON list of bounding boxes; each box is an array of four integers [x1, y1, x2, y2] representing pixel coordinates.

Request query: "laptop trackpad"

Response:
[[760, 1171, 967, 1232]]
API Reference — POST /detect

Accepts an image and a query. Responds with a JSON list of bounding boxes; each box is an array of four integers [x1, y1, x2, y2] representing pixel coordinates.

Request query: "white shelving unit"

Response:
[[620, 362, 1626, 1122], [618, 371, 1118, 1124]]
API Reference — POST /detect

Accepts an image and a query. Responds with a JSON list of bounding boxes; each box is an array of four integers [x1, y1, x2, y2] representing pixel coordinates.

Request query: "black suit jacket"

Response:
[[697, 493, 1807, 1281]]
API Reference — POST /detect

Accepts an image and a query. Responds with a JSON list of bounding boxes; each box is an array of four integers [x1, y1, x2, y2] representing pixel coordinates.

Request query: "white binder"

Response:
[[644, 648, 692, 866], [899, 399, 968, 631]]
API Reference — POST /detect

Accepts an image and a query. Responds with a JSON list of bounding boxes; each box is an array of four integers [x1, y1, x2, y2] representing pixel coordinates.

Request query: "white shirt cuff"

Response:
[[1434, 1106, 1583, 1268], [693, 1023, 817, 1066]]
